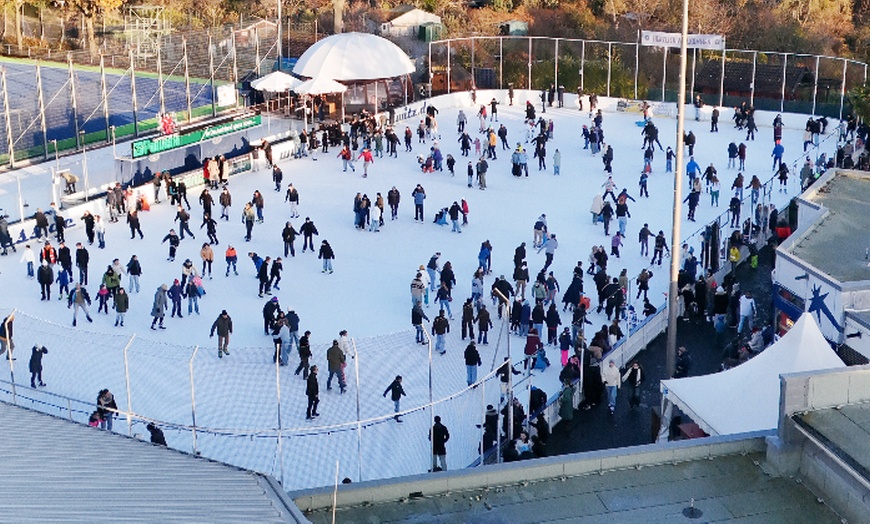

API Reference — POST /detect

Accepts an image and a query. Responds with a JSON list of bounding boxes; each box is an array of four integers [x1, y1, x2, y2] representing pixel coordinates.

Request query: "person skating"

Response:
[[300, 217, 318, 252], [257, 256, 272, 297], [29, 345, 48, 388], [225, 245, 238, 276], [167, 279, 184, 318], [326, 338, 346, 393], [150, 284, 168, 330], [219, 186, 232, 220], [67, 282, 92, 326], [464, 341, 482, 386], [306, 365, 320, 419], [295, 330, 313, 378], [242, 202, 256, 242], [125, 209, 144, 240], [318, 240, 334, 274], [210, 309, 233, 358], [383, 375, 406, 422], [431, 309, 450, 355], [174, 205, 195, 240], [412, 303, 429, 344], [37, 260, 54, 301], [162, 229, 180, 262]]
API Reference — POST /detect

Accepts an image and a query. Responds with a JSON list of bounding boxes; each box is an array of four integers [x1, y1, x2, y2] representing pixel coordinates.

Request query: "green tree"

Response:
[[69, 0, 126, 55]]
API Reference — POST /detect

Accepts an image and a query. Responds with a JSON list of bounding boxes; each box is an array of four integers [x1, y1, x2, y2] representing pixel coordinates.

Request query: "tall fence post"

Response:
[[781, 53, 788, 112], [231, 31, 240, 110], [209, 34, 217, 117], [189, 345, 199, 455], [661, 47, 667, 102], [4, 309, 17, 403], [183, 37, 192, 122], [499, 37, 503, 89], [157, 44, 166, 116], [527, 38, 532, 90], [634, 37, 639, 100], [130, 50, 139, 138], [68, 54, 80, 149], [719, 42, 726, 107], [255, 28, 261, 76], [580, 41, 585, 93], [99, 53, 110, 143], [36, 61, 48, 160], [554, 38, 559, 90], [840, 58, 847, 120], [751, 51, 757, 107], [1, 68, 14, 168], [275, 339, 284, 486], [352, 339, 363, 482], [607, 42, 612, 98], [122, 334, 136, 436], [471, 37, 475, 87], [689, 48, 696, 102], [812, 55, 820, 116], [478, 377, 485, 466], [447, 41, 451, 94]]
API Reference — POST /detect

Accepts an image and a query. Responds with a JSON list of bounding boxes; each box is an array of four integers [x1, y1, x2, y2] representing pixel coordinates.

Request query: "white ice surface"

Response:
[[0, 93, 823, 490]]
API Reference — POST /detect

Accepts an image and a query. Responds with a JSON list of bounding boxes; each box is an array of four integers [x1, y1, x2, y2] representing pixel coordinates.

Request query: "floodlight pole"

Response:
[[667, 0, 691, 378]]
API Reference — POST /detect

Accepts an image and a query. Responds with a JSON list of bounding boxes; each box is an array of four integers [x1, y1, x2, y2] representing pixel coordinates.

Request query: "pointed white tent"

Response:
[[660, 314, 845, 436], [250, 71, 302, 93]]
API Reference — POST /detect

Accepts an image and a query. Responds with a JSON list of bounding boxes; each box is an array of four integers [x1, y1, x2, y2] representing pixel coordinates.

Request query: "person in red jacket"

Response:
[[523, 327, 543, 369]]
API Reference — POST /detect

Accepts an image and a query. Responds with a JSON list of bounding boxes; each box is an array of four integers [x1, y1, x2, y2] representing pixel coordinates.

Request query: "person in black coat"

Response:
[[306, 365, 320, 419], [257, 256, 271, 297], [430, 415, 450, 471], [262, 297, 280, 335], [37, 261, 54, 300], [54, 213, 66, 243], [147, 422, 167, 446], [383, 375, 407, 422], [127, 210, 144, 239], [29, 345, 48, 388]]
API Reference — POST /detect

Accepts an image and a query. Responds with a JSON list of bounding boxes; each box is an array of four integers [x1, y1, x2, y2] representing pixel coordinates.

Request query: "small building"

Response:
[[772, 168, 870, 364], [500, 20, 529, 36], [379, 6, 442, 38]]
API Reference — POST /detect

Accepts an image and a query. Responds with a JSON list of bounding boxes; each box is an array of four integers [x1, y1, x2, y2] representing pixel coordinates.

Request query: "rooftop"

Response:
[[303, 453, 841, 523], [797, 402, 870, 481], [789, 171, 870, 283], [0, 401, 302, 523]]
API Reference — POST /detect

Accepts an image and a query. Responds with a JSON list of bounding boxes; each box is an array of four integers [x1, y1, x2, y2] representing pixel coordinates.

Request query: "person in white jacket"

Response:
[[601, 360, 621, 414], [369, 204, 381, 232], [418, 265, 430, 307], [20, 245, 36, 278]]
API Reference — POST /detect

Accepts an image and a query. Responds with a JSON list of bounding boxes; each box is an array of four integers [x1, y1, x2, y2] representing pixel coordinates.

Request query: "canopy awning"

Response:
[[250, 71, 302, 93], [295, 77, 348, 96], [660, 314, 845, 436]]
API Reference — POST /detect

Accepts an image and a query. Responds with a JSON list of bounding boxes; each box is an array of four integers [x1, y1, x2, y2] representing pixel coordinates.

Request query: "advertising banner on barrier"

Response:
[[641, 31, 725, 51]]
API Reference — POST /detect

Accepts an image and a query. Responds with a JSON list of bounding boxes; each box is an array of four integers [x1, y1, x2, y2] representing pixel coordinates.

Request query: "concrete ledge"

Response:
[[290, 431, 771, 512]]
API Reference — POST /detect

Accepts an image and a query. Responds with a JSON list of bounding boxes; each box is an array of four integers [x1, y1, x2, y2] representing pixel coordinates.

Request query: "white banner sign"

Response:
[[216, 84, 237, 108], [641, 31, 725, 51]]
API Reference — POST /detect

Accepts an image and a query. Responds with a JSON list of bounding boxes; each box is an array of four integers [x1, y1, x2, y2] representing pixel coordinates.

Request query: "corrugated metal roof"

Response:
[[0, 401, 308, 523]]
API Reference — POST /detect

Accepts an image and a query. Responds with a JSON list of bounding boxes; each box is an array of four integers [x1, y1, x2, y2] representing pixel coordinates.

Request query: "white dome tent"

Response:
[[293, 32, 416, 116]]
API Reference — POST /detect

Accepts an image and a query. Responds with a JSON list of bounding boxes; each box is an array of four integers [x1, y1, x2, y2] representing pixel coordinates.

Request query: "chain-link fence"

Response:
[[0, 23, 283, 166], [0, 308, 527, 491], [429, 36, 867, 119]]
